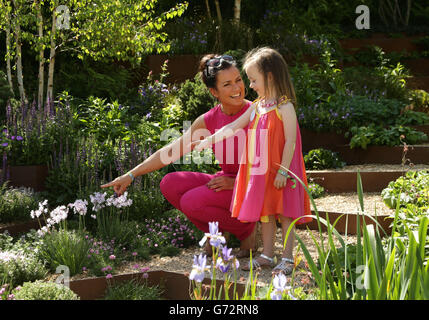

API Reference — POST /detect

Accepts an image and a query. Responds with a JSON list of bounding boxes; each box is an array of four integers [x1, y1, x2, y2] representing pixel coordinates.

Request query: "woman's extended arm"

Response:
[[193, 103, 254, 151], [101, 114, 207, 195]]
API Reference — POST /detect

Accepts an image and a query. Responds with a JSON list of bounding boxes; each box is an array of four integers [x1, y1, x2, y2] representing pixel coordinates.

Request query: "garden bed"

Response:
[[57, 226, 357, 298], [331, 144, 429, 165], [0, 219, 42, 236], [68, 270, 246, 300], [307, 164, 429, 192]]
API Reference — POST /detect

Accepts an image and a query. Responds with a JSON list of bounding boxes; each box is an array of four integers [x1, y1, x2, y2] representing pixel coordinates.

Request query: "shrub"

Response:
[[176, 75, 216, 123], [381, 170, 429, 209], [0, 183, 43, 224], [348, 125, 428, 149], [13, 280, 79, 300], [304, 148, 346, 170], [0, 249, 47, 287]]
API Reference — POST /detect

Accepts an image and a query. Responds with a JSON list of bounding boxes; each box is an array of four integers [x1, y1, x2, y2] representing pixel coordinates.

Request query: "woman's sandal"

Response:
[[241, 254, 275, 271], [272, 258, 294, 276]]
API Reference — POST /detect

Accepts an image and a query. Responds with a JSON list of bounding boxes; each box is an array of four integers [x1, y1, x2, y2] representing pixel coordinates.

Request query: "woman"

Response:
[[101, 54, 256, 257]]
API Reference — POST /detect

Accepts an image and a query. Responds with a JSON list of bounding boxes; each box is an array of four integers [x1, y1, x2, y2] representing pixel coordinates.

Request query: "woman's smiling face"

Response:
[[210, 66, 245, 107]]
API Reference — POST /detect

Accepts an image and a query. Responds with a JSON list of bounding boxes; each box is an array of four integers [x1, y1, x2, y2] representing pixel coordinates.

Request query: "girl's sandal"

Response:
[[241, 254, 275, 271], [272, 258, 294, 276]]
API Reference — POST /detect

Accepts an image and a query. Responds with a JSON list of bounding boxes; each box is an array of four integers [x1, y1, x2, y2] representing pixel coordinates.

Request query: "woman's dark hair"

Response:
[[198, 54, 237, 89]]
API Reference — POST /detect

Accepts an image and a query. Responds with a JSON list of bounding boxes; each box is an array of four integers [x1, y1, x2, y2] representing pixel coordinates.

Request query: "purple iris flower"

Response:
[[270, 273, 295, 300], [16, 136, 23, 141], [189, 254, 210, 283], [216, 246, 239, 273]]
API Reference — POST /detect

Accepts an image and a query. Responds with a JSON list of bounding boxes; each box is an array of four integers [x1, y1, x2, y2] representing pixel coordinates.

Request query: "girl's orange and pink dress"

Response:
[[230, 97, 312, 224]]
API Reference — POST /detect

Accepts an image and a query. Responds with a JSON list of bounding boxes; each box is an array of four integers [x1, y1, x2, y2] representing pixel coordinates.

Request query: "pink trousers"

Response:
[[160, 171, 255, 241]]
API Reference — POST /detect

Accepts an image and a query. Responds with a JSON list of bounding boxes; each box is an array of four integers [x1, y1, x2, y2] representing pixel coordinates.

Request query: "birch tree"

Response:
[[0, 0, 188, 105], [233, 0, 241, 23], [0, 0, 15, 95]]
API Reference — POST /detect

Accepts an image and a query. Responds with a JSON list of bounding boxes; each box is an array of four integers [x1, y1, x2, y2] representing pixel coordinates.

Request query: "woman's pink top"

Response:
[[203, 101, 251, 176]]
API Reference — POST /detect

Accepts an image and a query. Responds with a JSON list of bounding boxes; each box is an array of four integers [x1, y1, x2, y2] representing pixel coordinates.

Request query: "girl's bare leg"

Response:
[[261, 215, 276, 258], [279, 216, 295, 259]]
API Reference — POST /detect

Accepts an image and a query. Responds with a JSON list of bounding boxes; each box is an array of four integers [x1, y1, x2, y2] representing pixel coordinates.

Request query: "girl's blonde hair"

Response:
[[243, 47, 297, 108]]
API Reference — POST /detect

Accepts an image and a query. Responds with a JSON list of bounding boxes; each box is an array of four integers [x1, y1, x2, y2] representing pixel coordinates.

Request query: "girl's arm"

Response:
[[274, 101, 297, 189], [193, 103, 255, 151]]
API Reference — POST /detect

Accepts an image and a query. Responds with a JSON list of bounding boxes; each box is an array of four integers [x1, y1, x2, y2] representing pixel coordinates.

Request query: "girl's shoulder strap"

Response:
[[275, 95, 293, 120], [277, 95, 291, 106]]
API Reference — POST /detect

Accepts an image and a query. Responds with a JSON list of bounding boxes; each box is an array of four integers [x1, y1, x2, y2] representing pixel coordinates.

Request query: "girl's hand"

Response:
[[273, 172, 288, 189], [207, 176, 235, 192], [101, 174, 132, 196], [191, 137, 212, 152]]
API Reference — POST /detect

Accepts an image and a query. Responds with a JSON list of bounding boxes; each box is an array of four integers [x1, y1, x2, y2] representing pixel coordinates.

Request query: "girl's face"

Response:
[[246, 64, 267, 98], [209, 66, 245, 107]]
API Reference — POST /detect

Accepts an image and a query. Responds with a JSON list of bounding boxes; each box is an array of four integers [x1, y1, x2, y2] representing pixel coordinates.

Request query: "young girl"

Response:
[[193, 47, 311, 275]]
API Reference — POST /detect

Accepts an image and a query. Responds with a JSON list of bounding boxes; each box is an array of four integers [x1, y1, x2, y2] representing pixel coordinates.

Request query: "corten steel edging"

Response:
[[331, 145, 429, 165], [296, 211, 393, 236], [6, 165, 49, 191], [69, 270, 246, 300], [0, 219, 44, 236], [307, 170, 406, 193], [301, 129, 348, 153]]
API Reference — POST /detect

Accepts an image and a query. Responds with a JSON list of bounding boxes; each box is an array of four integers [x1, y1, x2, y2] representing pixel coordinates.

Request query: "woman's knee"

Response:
[[159, 172, 181, 197], [179, 190, 202, 217]]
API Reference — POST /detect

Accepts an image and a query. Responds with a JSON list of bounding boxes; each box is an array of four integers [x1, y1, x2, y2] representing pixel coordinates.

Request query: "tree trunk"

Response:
[[14, 15, 27, 104], [5, 14, 14, 95], [233, 0, 241, 23], [46, 7, 57, 103], [205, 0, 212, 20], [36, 0, 44, 107], [214, 0, 222, 24]]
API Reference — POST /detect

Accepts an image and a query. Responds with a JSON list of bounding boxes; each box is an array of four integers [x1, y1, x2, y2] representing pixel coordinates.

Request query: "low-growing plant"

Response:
[[396, 110, 429, 126], [39, 229, 91, 276], [308, 182, 325, 199], [139, 210, 203, 255], [12, 280, 79, 300], [282, 170, 429, 300], [304, 148, 346, 170], [0, 182, 43, 224], [381, 170, 429, 209], [104, 277, 163, 300], [0, 249, 47, 288], [348, 125, 428, 149]]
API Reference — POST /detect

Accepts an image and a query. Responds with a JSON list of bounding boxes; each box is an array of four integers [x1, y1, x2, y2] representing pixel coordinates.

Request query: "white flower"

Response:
[[90, 192, 107, 212], [49, 205, 69, 224], [106, 192, 133, 209], [68, 199, 88, 216]]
